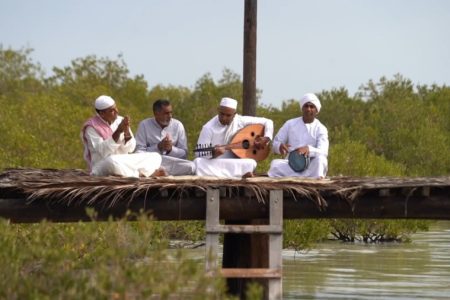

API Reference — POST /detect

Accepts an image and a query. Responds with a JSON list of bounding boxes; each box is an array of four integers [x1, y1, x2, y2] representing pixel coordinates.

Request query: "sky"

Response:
[[1, 0, 450, 107]]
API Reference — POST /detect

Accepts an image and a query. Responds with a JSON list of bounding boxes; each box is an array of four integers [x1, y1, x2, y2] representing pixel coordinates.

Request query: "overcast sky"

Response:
[[1, 0, 449, 107]]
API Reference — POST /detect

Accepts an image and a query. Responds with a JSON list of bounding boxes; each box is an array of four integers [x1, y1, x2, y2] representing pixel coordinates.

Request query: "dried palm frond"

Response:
[[1, 168, 449, 212]]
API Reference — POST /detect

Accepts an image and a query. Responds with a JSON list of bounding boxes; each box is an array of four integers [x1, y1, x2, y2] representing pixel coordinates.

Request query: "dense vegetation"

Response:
[[1, 46, 448, 297], [1, 47, 449, 175], [0, 214, 236, 299]]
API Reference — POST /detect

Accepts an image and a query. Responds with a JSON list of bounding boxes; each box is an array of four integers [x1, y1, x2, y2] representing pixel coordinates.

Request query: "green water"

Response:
[[181, 221, 450, 298], [283, 221, 450, 299]]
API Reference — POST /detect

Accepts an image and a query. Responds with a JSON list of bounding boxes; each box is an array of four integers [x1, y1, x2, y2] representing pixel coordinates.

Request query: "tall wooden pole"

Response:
[[222, 1, 261, 296], [243, 0, 257, 116]]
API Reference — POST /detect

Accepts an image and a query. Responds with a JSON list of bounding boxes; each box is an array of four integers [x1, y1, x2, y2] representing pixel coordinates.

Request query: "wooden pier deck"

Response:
[[1, 168, 449, 222]]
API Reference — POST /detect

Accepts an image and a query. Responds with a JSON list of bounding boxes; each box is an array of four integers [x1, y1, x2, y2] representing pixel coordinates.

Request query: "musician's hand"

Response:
[[279, 143, 290, 156], [213, 145, 226, 158], [123, 116, 130, 127], [158, 134, 173, 152], [254, 136, 270, 150], [113, 116, 131, 143], [123, 117, 132, 141], [116, 116, 129, 133], [296, 146, 310, 156], [124, 129, 132, 143]]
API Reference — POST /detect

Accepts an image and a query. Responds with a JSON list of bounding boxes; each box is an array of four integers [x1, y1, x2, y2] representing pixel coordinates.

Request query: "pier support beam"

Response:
[[205, 188, 283, 299]]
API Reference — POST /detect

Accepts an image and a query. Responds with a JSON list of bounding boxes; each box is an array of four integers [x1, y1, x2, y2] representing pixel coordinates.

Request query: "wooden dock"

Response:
[[1, 168, 449, 222], [1, 168, 449, 299]]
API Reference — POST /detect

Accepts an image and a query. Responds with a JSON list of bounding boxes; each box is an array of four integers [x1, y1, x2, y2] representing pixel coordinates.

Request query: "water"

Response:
[[180, 221, 450, 298], [283, 221, 450, 299]]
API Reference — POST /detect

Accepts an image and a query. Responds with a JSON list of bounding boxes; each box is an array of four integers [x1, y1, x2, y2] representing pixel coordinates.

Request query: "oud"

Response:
[[194, 124, 270, 161]]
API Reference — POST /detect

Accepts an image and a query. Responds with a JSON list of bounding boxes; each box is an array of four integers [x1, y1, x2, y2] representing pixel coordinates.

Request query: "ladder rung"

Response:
[[206, 224, 282, 234], [220, 268, 282, 278]]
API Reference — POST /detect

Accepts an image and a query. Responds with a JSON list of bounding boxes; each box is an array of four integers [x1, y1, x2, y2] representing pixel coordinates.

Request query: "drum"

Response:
[[288, 151, 310, 172]]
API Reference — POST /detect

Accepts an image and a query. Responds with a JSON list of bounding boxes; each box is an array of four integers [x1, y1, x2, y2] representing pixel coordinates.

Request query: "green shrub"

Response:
[[0, 216, 229, 299]]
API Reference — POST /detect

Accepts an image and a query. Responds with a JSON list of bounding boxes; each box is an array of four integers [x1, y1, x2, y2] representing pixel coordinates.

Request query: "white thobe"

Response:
[[134, 118, 195, 175], [82, 116, 162, 178], [268, 117, 329, 178], [195, 114, 274, 178]]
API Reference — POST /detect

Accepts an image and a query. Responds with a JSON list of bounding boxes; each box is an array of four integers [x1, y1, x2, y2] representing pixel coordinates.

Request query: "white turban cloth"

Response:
[[95, 95, 115, 110], [220, 97, 238, 110], [300, 93, 321, 113]]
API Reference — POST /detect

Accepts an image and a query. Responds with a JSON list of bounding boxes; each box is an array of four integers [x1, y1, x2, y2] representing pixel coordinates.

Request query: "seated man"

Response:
[[134, 99, 195, 175], [81, 95, 163, 178], [194, 97, 273, 178], [268, 93, 329, 179]]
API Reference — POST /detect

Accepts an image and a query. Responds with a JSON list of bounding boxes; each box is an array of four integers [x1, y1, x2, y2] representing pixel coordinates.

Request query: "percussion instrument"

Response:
[[288, 151, 310, 172]]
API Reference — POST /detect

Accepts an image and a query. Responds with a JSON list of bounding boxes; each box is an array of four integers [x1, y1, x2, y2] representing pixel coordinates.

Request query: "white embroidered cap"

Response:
[[95, 95, 115, 110], [300, 93, 321, 113], [220, 97, 238, 110]]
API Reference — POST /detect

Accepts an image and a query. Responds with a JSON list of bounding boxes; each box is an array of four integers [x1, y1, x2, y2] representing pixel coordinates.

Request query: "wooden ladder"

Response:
[[205, 188, 283, 299]]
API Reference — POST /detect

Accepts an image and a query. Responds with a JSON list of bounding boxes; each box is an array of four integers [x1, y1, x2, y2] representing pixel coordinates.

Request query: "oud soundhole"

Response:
[[242, 140, 250, 149], [251, 131, 255, 137]]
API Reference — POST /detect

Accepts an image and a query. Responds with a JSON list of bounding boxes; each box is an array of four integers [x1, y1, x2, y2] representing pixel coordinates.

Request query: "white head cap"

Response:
[[220, 97, 238, 110], [300, 93, 321, 113], [95, 95, 115, 110]]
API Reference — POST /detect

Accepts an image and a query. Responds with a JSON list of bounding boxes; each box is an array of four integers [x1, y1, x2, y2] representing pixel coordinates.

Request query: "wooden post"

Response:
[[243, 0, 257, 116], [268, 190, 283, 299], [205, 188, 220, 271]]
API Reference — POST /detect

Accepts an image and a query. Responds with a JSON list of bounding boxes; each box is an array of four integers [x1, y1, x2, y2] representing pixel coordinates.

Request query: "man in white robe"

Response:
[[194, 97, 274, 178], [268, 93, 329, 179], [135, 99, 195, 175], [81, 95, 163, 178]]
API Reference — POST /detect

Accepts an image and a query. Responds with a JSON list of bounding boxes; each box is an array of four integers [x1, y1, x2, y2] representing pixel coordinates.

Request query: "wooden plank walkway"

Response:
[[1, 168, 450, 222]]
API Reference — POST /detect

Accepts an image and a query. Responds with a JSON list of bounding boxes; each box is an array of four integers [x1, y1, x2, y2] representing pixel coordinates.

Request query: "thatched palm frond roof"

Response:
[[1, 168, 449, 210]]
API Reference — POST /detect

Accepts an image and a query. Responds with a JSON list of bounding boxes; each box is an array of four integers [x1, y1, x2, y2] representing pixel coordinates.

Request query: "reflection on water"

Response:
[[283, 221, 450, 299], [179, 221, 450, 299]]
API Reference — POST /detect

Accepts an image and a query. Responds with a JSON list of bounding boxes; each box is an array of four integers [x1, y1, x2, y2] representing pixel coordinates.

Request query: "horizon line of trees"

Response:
[[1, 46, 449, 176]]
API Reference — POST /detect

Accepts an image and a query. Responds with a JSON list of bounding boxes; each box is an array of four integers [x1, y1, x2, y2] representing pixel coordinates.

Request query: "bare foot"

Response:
[[242, 172, 254, 179], [151, 168, 168, 177]]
